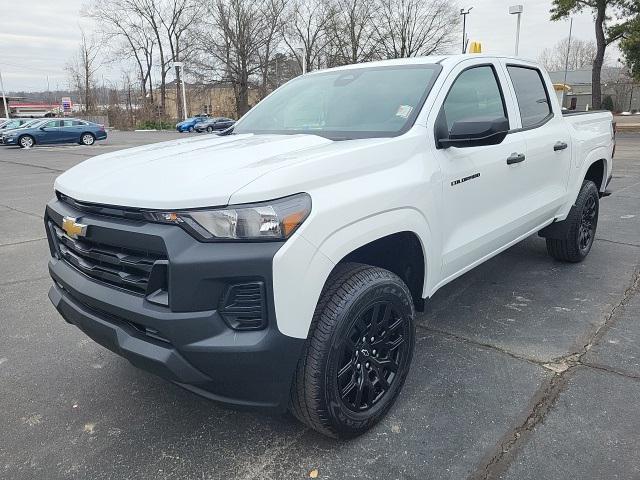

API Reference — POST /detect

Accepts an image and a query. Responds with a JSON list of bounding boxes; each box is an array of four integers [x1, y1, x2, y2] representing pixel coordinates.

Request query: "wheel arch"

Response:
[[583, 158, 607, 192], [272, 208, 433, 339]]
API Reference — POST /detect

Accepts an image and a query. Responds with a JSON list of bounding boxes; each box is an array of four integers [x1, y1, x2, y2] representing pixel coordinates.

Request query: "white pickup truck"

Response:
[[45, 54, 614, 438]]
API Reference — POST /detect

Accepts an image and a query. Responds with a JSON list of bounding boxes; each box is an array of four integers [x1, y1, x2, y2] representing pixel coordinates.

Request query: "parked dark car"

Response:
[[1, 119, 107, 148], [194, 117, 235, 133], [176, 115, 209, 132]]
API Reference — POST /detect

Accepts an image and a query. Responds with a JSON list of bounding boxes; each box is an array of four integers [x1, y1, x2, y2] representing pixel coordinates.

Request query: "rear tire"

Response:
[[290, 263, 415, 438], [546, 180, 599, 262], [206, 126, 213, 133], [18, 135, 34, 148], [188, 126, 194, 133], [80, 133, 95, 145]]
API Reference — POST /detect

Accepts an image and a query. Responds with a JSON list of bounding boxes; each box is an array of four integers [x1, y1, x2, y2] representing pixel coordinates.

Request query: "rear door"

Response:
[[501, 62, 572, 219], [429, 59, 528, 280], [61, 120, 80, 142]]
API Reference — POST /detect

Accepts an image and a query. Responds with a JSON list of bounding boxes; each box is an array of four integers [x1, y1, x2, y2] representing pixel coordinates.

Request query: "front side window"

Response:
[[507, 66, 552, 128], [234, 65, 440, 140], [44, 121, 59, 128], [441, 65, 507, 131]]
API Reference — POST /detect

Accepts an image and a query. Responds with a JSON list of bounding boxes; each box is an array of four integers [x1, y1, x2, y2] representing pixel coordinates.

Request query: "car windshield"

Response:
[[21, 120, 42, 128], [234, 64, 441, 140], [2, 120, 24, 129]]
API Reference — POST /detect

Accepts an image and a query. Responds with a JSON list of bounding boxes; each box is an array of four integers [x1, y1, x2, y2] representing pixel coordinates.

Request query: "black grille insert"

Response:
[[51, 222, 166, 295]]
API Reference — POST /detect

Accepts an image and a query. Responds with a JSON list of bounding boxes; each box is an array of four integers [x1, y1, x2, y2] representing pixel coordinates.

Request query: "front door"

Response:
[[431, 62, 527, 280], [36, 120, 63, 144]]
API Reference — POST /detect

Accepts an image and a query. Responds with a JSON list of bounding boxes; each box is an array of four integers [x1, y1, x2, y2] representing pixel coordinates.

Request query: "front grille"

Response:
[[50, 222, 166, 295], [57, 192, 146, 221]]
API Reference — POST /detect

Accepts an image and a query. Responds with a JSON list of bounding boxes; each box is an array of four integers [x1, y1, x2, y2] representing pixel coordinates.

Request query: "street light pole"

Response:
[[0, 70, 9, 119], [509, 5, 524, 56], [173, 61, 188, 121], [460, 7, 473, 54], [297, 47, 306, 74]]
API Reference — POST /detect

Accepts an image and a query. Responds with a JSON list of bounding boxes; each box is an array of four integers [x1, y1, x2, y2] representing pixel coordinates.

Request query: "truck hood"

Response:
[[54, 133, 334, 209]]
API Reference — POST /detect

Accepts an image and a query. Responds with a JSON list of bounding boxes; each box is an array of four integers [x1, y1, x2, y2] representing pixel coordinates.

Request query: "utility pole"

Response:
[[563, 17, 574, 88], [0, 70, 9, 119], [509, 5, 524, 56], [460, 7, 473, 54]]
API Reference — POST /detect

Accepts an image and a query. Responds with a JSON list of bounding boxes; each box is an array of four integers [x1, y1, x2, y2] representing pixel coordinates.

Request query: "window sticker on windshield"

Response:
[[396, 105, 413, 118]]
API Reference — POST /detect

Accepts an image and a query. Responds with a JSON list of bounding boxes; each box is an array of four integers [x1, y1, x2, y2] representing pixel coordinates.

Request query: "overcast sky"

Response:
[[0, 0, 615, 93]]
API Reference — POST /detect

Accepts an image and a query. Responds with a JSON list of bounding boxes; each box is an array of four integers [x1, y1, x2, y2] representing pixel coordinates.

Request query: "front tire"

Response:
[[546, 180, 599, 262], [290, 263, 415, 438], [18, 135, 34, 148]]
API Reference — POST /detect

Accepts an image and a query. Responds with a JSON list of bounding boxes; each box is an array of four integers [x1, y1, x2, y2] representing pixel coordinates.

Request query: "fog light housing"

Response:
[[219, 282, 267, 330]]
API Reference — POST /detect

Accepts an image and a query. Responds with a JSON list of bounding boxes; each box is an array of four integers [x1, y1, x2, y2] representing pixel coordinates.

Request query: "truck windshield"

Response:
[[234, 65, 441, 140]]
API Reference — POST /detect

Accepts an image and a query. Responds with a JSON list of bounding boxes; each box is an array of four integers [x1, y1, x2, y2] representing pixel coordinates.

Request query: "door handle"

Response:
[[554, 141, 568, 151], [507, 153, 526, 165]]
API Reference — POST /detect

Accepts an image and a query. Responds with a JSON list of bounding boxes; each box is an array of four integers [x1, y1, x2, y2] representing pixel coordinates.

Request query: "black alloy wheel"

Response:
[[578, 194, 597, 253], [337, 300, 410, 412]]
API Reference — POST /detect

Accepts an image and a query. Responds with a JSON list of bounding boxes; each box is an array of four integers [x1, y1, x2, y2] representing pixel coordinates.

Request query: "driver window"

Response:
[[442, 66, 507, 131], [45, 121, 59, 128]]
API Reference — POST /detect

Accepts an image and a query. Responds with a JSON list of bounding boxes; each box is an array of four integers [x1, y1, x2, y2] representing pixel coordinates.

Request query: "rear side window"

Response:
[[507, 66, 552, 128], [442, 66, 507, 131]]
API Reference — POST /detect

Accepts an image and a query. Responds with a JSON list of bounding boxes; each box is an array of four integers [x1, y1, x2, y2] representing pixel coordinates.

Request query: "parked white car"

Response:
[[45, 54, 614, 438]]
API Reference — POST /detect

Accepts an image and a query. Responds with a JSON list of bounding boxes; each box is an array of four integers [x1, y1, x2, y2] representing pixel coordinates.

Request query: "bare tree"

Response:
[[204, 0, 266, 116], [538, 37, 601, 72], [257, 0, 288, 98], [284, 0, 333, 73], [66, 31, 101, 113], [326, 0, 378, 65], [159, 0, 204, 118], [85, 0, 156, 104], [375, 0, 459, 58]]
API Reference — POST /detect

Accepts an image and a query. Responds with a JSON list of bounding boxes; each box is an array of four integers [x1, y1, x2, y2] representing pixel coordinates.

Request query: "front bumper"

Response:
[[45, 197, 304, 410]]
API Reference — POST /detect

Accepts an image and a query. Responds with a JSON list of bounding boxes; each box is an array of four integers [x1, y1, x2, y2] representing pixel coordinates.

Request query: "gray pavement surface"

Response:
[[0, 131, 638, 480]]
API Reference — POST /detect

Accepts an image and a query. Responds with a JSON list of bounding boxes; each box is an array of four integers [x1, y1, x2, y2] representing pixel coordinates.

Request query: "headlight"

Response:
[[145, 193, 311, 241]]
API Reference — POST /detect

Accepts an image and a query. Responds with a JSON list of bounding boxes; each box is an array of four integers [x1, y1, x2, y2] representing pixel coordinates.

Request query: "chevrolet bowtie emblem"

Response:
[[62, 216, 87, 239]]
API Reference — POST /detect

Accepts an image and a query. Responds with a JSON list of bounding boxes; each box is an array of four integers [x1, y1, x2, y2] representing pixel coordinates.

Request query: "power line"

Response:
[[0, 61, 59, 74]]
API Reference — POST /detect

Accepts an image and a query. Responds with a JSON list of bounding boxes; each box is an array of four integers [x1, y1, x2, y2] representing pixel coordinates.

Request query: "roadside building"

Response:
[[549, 67, 640, 112], [1, 96, 24, 117], [7, 102, 60, 117]]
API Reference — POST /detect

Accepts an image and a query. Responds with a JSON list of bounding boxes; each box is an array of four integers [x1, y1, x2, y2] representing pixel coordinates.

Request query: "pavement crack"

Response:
[[582, 362, 640, 381], [469, 267, 640, 480], [0, 237, 47, 248], [0, 159, 65, 173], [0, 203, 44, 219], [595, 237, 640, 248], [416, 324, 546, 368]]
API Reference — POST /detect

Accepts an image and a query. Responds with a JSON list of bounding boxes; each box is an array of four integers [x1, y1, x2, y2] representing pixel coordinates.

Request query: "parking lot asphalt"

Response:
[[0, 131, 638, 480]]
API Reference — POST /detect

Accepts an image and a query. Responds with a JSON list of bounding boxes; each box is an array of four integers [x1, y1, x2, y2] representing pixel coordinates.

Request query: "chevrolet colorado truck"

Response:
[[45, 55, 614, 438]]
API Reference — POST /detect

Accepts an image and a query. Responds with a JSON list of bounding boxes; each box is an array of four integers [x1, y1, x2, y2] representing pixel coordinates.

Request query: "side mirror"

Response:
[[438, 117, 509, 149], [39, 127, 47, 131]]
